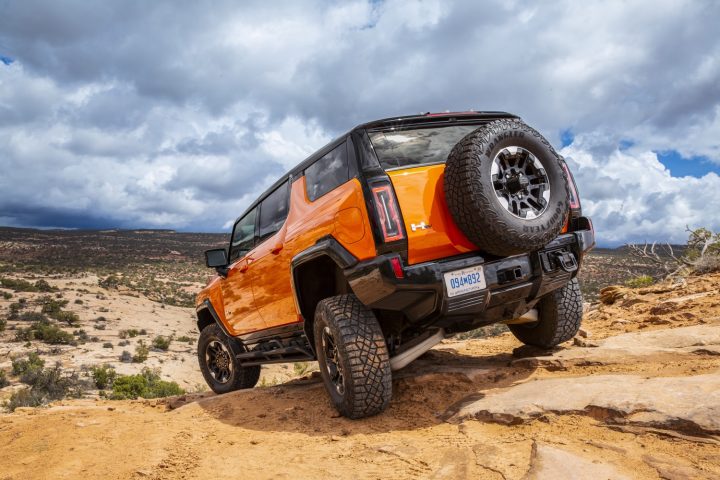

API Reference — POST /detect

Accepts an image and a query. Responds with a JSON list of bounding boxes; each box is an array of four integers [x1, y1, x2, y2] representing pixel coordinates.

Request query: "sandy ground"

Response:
[[1, 273, 720, 479]]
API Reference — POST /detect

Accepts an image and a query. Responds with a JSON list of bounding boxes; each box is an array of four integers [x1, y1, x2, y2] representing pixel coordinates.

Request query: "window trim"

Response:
[[257, 179, 291, 242], [228, 207, 258, 263], [304, 140, 351, 203]]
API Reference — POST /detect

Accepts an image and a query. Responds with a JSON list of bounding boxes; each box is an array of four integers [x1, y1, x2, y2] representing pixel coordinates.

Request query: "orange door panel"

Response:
[[220, 256, 267, 335], [388, 164, 477, 265], [248, 223, 297, 329]]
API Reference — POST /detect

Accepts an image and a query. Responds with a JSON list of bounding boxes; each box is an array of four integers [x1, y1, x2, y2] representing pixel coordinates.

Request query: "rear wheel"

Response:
[[198, 323, 260, 394], [509, 278, 583, 348], [314, 294, 392, 419]]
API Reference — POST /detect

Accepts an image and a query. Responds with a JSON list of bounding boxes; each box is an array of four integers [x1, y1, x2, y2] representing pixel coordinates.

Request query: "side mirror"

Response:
[[204, 248, 228, 268]]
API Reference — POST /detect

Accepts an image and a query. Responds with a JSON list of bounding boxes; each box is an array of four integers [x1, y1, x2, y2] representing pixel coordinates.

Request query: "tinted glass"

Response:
[[258, 181, 289, 239], [229, 208, 257, 261], [368, 125, 480, 170], [305, 142, 349, 201]]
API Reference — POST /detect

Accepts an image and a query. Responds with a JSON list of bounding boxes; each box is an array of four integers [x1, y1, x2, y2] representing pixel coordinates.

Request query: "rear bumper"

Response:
[[346, 218, 594, 330]]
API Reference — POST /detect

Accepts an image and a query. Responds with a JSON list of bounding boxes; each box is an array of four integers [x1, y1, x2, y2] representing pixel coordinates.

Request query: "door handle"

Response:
[[271, 245, 283, 255]]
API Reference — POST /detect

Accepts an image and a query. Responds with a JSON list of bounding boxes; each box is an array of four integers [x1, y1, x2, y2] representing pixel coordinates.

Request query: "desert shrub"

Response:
[[8, 301, 24, 319], [6, 363, 85, 411], [139, 329, 147, 335], [102, 342, 113, 348], [90, 365, 117, 389], [625, 275, 654, 288], [94, 324, 106, 331], [95, 316, 107, 322], [12, 352, 45, 381], [34, 280, 55, 292], [74, 299, 83, 305], [455, 323, 508, 340], [0, 278, 36, 292], [109, 368, 184, 400], [17, 312, 49, 323], [15, 319, 75, 345], [74, 329, 89, 342], [99, 275, 120, 290], [2, 292, 11, 300], [119, 350, 133, 363], [0, 319, 5, 332], [0, 369, 8, 388], [119, 329, 142, 339], [152, 335, 172, 351], [176, 335, 194, 344], [133, 340, 149, 363], [118, 340, 130, 347]]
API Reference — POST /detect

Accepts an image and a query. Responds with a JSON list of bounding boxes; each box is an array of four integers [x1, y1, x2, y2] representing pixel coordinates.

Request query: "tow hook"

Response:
[[551, 251, 578, 273]]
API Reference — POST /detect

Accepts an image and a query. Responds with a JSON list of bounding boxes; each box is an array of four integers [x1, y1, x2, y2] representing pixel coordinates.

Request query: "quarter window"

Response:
[[229, 208, 257, 261], [258, 181, 290, 240], [305, 142, 350, 201]]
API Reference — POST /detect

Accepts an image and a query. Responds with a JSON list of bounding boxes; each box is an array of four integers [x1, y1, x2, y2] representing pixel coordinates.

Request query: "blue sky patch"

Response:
[[560, 129, 574, 147], [0, 55, 14, 66], [656, 150, 720, 178]]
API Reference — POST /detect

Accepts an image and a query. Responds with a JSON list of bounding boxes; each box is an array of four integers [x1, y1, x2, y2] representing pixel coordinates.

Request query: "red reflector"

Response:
[[390, 257, 404, 278], [372, 184, 405, 243]]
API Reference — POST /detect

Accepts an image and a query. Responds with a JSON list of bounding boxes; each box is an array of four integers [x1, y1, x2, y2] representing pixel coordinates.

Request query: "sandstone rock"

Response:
[[523, 442, 632, 480], [449, 373, 720, 435]]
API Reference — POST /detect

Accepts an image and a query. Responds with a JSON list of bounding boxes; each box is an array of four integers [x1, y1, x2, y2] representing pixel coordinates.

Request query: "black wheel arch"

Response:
[[291, 236, 359, 352]]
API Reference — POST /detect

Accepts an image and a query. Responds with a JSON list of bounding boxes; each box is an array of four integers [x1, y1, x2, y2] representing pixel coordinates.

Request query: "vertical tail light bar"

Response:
[[371, 182, 405, 243], [560, 159, 581, 214]]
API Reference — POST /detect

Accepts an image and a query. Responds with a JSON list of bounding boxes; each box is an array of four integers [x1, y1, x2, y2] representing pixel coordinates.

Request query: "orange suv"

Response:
[[196, 112, 595, 418]]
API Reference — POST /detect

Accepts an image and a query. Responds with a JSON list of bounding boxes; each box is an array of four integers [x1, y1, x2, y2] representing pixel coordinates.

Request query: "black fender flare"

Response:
[[290, 236, 358, 351], [196, 299, 234, 338]]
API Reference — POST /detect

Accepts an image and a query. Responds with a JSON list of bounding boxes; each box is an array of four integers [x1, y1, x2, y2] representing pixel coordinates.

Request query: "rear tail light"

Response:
[[560, 160, 581, 214], [371, 183, 405, 243]]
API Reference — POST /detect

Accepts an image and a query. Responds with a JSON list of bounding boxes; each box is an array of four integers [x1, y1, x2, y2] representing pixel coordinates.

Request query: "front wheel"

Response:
[[509, 278, 583, 348], [314, 294, 392, 419], [198, 323, 260, 394]]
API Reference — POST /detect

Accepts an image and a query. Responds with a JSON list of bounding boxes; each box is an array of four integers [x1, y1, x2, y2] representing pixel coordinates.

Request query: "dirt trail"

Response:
[[2, 273, 720, 479]]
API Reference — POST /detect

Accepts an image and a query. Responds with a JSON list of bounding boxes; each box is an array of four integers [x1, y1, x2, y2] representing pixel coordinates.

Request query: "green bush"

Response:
[[17, 312, 49, 323], [0, 277, 36, 292], [6, 363, 85, 411], [0, 319, 6, 332], [119, 329, 142, 339], [2, 292, 11, 300], [74, 299, 83, 305], [109, 368, 184, 400], [133, 340, 149, 363], [119, 350, 133, 363], [15, 319, 76, 345], [99, 275, 120, 289], [34, 280, 55, 292], [176, 335, 194, 344], [102, 342, 113, 348], [0, 369, 8, 388], [12, 352, 45, 380], [152, 335, 172, 351], [625, 275, 654, 288], [90, 365, 117, 389]]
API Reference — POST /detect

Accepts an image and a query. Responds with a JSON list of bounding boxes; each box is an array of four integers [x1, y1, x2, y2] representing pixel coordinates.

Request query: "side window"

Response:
[[258, 181, 289, 240], [305, 142, 349, 201], [229, 208, 257, 262]]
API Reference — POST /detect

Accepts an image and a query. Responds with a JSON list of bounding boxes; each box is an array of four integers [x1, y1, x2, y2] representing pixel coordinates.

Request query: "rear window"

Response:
[[305, 142, 350, 201], [258, 181, 289, 240], [368, 125, 480, 170]]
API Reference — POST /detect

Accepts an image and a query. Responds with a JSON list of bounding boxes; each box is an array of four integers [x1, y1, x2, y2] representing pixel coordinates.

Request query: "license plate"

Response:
[[443, 265, 487, 298]]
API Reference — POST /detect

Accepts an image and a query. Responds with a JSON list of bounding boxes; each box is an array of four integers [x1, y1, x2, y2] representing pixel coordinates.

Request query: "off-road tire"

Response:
[[198, 323, 260, 394], [445, 119, 570, 256], [314, 294, 392, 419], [509, 278, 583, 347]]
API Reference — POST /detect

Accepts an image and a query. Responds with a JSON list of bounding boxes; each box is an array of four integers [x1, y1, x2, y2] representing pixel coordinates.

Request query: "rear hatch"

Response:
[[365, 116, 503, 265]]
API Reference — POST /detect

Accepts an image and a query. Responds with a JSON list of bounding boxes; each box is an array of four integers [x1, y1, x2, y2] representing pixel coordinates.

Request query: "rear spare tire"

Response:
[[445, 119, 570, 256]]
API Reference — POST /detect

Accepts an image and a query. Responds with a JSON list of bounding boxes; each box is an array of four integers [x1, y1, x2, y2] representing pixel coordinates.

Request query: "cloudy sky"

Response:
[[0, 0, 718, 246]]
